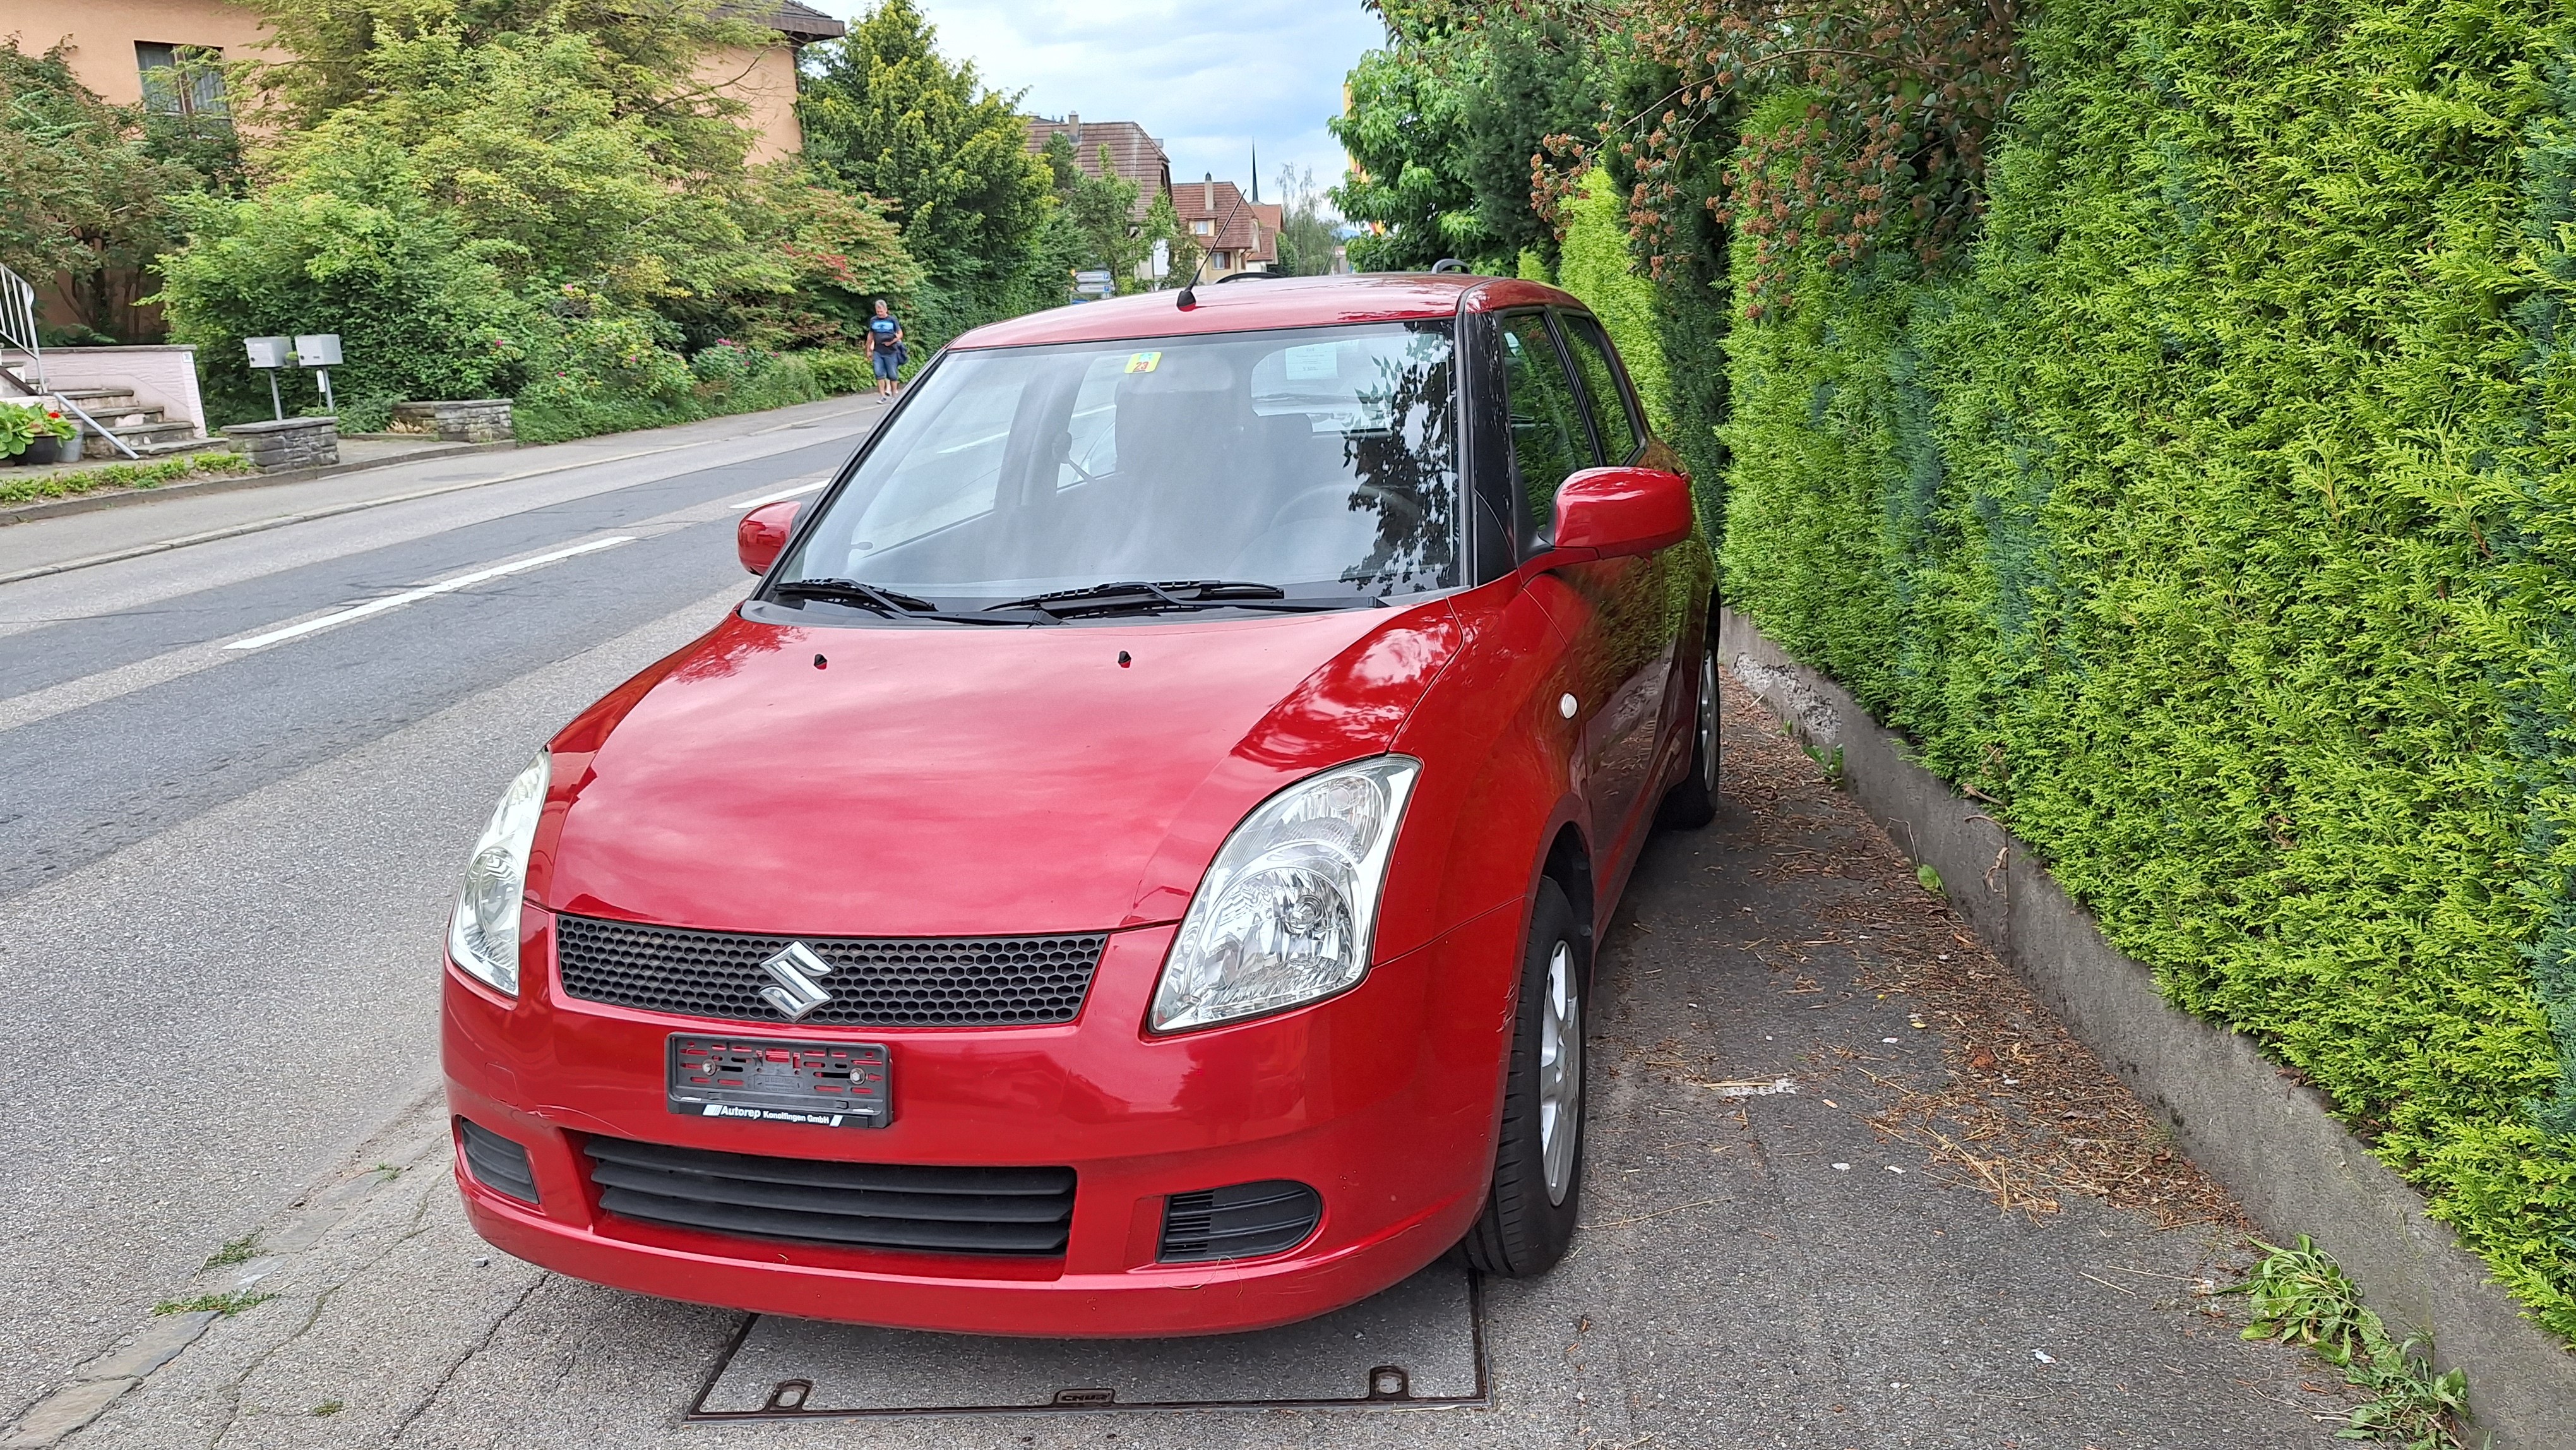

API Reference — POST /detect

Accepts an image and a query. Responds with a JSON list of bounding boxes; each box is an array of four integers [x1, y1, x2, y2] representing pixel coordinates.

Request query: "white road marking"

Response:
[[223, 536, 635, 652], [729, 479, 828, 510]]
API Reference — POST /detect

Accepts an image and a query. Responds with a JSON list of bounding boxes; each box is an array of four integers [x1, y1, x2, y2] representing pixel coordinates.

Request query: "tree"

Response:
[[1044, 135, 1152, 288], [1330, 28, 1488, 272], [245, 0, 767, 181], [1271, 165, 1339, 277], [797, 0, 1054, 307], [0, 41, 236, 341]]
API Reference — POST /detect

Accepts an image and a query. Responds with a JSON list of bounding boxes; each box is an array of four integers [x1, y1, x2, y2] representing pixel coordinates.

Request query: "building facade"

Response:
[[1175, 174, 1277, 280], [0, 0, 841, 163]]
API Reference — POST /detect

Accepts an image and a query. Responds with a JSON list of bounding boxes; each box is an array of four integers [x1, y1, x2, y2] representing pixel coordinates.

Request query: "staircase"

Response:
[[0, 262, 142, 460], [51, 386, 212, 460]]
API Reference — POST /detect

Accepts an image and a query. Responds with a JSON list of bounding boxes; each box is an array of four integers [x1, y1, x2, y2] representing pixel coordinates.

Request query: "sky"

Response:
[[806, 1, 1388, 212]]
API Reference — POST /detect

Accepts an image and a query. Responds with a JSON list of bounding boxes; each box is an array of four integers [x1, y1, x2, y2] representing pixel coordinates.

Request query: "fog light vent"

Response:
[[1157, 1179, 1320, 1263], [458, 1118, 540, 1204]]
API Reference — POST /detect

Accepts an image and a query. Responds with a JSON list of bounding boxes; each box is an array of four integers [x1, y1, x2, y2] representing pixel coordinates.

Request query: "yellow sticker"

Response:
[[1124, 351, 1162, 373]]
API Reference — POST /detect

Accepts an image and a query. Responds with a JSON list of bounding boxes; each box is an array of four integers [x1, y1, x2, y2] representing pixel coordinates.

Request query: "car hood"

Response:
[[530, 601, 1464, 938]]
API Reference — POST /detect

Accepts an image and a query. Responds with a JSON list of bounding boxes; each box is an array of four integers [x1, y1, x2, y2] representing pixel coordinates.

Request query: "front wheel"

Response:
[[1461, 878, 1588, 1278], [1655, 631, 1720, 830]]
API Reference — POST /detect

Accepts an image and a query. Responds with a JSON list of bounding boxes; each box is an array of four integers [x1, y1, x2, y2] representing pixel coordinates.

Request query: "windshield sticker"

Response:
[[1124, 351, 1162, 373], [1282, 344, 1339, 381]]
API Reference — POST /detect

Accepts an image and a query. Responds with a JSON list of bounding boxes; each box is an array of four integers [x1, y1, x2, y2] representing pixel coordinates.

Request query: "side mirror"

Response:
[[737, 500, 802, 576], [1538, 465, 1693, 566]]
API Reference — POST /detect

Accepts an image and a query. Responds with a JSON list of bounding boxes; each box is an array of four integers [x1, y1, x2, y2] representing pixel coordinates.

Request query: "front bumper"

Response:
[[441, 902, 1521, 1336]]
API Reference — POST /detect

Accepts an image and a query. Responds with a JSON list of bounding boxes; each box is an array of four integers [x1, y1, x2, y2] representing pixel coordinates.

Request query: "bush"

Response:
[[156, 145, 530, 427], [1716, 0, 2576, 1338], [809, 349, 875, 395]]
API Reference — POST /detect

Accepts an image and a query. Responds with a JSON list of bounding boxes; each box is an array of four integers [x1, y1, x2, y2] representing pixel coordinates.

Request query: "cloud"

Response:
[[802, 1, 1386, 208]]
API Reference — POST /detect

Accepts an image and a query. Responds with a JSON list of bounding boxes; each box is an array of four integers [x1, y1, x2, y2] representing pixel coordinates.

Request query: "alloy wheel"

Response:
[[1537, 938, 1583, 1205], [1698, 651, 1719, 794]]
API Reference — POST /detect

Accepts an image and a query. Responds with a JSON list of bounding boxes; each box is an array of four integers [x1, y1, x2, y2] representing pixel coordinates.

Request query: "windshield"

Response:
[[772, 320, 1460, 611]]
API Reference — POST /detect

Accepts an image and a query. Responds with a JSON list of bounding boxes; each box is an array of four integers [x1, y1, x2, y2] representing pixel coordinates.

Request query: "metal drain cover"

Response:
[[688, 1262, 1486, 1419]]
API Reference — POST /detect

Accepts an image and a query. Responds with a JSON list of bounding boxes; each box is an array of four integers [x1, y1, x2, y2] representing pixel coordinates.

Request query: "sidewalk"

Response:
[[9, 671, 2355, 1449], [0, 394, 883, 587]]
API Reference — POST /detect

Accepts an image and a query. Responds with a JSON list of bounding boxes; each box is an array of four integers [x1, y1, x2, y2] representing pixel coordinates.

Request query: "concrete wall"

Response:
[[1718, 606, 2576, 1448], [34, 346, 205, 436]]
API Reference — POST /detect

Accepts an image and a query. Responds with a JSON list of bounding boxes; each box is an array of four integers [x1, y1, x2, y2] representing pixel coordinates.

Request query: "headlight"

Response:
[[1149, 756, 1421, 1033], [446, 753, 549, 995]]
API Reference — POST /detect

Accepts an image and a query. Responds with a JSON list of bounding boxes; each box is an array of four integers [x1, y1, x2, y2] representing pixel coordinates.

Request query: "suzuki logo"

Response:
[[756, 942, 835, 1020]]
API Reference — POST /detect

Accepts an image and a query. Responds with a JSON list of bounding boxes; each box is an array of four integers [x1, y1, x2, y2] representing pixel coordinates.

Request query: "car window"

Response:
[[835, 357, 1027, 554], [778, 321, 1461, 606], [1560, 315, 1641, 465], [1498, 313, 1595, 536]]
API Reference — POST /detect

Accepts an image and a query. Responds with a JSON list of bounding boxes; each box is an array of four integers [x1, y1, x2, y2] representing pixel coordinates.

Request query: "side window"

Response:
[[1498, 313, 1595, 537], [1559, 315, 1641, 465]]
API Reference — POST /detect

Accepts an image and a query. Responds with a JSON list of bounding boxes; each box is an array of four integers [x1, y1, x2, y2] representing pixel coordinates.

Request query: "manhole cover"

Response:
[[688, 1262, 1486, 1419]]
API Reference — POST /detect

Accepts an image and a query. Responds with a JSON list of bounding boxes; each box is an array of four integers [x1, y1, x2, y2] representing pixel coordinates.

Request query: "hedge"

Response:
[[1717, 0, 2576, 1336]]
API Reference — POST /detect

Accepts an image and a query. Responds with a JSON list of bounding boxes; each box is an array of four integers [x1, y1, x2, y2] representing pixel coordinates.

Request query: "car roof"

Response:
[[948, 273, 1580, 350]]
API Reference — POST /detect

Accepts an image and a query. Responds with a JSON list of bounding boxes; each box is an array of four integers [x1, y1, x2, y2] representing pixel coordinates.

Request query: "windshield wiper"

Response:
[[981, 579, 1364, 618], [774, 578, 1051, 625]]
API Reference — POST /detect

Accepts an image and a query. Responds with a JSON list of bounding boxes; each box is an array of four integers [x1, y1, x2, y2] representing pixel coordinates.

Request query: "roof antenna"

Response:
[[1176, 172, 1249, 310]]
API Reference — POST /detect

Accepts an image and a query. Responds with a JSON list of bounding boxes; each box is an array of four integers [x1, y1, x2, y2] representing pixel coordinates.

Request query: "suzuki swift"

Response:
[[443, 272, 1718, 1335]]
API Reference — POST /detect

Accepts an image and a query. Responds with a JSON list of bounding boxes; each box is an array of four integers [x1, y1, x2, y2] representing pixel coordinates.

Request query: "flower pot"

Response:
[[33, 433, 83, 464]]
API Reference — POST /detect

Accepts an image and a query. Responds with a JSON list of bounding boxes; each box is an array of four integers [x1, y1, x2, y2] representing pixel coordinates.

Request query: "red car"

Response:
[[443, 272, 1717, 1335]]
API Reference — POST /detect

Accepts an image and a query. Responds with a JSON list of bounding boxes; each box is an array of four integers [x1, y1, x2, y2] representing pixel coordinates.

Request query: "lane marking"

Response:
[[729, 478, 828, 510], [0, 397, 884, 589], [223, 536, 635, 652]]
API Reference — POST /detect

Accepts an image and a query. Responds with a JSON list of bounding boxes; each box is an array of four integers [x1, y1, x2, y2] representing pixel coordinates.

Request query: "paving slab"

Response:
[[33, 671, 2361, 1449]]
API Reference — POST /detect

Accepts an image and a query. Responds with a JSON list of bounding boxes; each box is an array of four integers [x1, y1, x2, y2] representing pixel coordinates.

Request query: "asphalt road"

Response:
[[0, 396, 886, 1418]]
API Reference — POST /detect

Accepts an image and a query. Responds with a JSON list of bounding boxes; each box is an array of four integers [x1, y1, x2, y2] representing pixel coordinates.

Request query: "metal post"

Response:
[[268, 373, 283, 421]]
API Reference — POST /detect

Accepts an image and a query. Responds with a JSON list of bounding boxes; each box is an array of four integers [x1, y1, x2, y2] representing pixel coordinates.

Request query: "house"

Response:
[[1176, 174, 1277, 280], [1023, 114, 1172, 222], [0, 0, 844, 164]]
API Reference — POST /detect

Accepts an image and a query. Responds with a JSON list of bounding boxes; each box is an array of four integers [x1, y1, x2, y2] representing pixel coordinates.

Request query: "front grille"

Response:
[[584, 1136, 1075, 1255], [1157, 1180, 1321, 1263], [458, 1118, 539, 1204], [554, 915, 1105, 1027]]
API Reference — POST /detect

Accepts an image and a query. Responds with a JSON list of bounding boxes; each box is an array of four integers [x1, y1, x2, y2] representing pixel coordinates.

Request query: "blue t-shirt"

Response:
[[869, 316, 901, 353]]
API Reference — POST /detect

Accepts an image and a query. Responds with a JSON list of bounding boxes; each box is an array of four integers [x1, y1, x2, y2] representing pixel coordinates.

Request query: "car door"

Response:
[[1494, 310, 1661, 883], [1554, 309, 1682, 856]]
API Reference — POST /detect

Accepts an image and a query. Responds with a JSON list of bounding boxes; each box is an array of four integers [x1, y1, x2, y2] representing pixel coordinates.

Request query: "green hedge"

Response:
[[1554, 169, 1674, 435], [1720, 0, 2576, 1335]]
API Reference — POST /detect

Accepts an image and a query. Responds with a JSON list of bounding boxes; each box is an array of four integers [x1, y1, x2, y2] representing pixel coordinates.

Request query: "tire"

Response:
[[1461, 878, 1589, 1278], [1655, 628, 1720, 830]]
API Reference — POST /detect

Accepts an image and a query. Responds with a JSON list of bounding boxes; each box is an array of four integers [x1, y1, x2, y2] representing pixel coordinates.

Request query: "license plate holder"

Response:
[[667, 1035, 890, 1129]]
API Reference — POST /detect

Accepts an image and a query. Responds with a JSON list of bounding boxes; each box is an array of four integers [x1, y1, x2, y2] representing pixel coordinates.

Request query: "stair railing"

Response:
[[0, 262, 140, 460]]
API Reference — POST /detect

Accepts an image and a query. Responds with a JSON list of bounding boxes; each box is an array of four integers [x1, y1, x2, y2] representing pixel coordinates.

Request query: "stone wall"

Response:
[[388, 400, 513, 444], [219, 417, 338, 474]]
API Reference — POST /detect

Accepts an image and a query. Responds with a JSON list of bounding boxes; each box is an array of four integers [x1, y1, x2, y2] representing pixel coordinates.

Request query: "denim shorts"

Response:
[[873, 351, 901, 380]]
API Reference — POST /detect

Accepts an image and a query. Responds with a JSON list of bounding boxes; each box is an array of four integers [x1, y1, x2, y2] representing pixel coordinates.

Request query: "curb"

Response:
[[1719, 606, 2576, 1449], [0, 440, 511, 528]]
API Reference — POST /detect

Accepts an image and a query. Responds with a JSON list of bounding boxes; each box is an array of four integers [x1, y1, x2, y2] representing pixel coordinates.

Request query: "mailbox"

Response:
[[294, 334, 342, 367], [244, 337, 290, 369]]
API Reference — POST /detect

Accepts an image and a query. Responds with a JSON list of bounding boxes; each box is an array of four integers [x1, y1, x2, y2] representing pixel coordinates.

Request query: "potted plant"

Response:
[[0, 402, 40, 465], [33, 409, 82, 464]]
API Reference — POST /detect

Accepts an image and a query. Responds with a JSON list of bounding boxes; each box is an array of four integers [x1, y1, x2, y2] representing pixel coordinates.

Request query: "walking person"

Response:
[[868, 299, 906, 399]]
